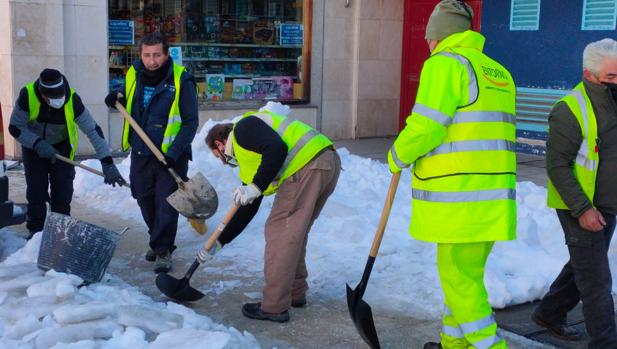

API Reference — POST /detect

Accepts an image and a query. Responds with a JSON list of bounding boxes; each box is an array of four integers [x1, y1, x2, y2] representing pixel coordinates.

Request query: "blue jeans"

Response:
[[535, 209, 617, 349]]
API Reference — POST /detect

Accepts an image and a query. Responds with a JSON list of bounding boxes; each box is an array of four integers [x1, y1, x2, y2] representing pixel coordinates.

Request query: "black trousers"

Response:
[[22, 145, 75, 233], [130, 153, 188, 255], [535, 209, 617, 349]]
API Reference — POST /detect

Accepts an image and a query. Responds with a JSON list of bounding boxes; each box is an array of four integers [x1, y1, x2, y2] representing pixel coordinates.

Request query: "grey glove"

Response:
[[101, 161, 127, 187], [33, 140, 56, 163]]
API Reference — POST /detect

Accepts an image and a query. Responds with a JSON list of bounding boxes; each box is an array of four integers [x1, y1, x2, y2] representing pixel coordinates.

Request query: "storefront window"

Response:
[[108, 0, 309, 105]]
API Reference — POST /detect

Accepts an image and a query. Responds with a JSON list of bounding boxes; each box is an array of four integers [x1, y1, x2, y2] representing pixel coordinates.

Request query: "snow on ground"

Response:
[[69, 104, 617, 320], [0, 231, 260, 348]]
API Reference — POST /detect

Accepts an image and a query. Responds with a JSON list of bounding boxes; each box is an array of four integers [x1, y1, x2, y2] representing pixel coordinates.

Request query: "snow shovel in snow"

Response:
[[346, 172, 401, 349], [156, 203, 239, 301], [55, 154, 130, 187], [115, 101, 218, 233]]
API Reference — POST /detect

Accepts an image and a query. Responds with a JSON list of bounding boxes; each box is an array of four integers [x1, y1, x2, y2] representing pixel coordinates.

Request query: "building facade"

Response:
[[0, 0, 404, 159]]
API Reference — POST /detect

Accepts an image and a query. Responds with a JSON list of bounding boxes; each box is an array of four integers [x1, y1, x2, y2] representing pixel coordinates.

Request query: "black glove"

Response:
[[33, 139, 56, 163], [163, 155, 177, 169], [101, 161, 127, 187], [104, 92, 126, 109]]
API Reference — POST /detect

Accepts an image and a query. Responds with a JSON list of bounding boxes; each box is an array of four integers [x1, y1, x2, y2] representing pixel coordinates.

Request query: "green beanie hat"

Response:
[[425, 0, 473, 40]]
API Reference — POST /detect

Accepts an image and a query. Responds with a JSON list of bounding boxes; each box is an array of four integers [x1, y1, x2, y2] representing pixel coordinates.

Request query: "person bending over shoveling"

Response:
[[205, 110, 340, 322]]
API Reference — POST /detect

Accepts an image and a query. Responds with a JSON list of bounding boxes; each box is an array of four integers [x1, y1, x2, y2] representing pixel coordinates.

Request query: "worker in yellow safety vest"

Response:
[[9, 68, 125, 239], [104, 32, 199, 274], [532, 39, 617, 349], [205, 109, 340, 323], [387, 1, 516, 348]]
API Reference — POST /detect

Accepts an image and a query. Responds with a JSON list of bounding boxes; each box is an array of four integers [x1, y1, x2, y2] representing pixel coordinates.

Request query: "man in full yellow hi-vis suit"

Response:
[[388, 1, 516, 348]]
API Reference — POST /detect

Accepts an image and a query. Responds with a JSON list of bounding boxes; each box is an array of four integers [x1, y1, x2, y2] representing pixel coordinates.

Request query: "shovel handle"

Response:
[[203, 203, 240, 252], [55, 154, 130, 187], [114, 99, 184, 185], [368, 172, 401, 257]]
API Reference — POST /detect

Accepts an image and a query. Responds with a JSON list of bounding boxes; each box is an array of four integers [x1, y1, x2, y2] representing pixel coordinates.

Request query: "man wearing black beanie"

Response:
[[9, 68, 126, 239]]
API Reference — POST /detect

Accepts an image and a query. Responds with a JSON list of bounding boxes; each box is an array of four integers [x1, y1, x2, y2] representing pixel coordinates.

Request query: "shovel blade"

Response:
[[156, 272, 205, 302], [167, 172, 218, 220], [346, 283, 381, 349]]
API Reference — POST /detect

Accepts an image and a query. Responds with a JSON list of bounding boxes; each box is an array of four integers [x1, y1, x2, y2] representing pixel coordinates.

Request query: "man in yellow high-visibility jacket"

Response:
[[388, 1, 516, 348]]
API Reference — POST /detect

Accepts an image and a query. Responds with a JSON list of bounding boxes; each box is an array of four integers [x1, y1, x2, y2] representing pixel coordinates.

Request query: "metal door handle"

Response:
[[345, 0, 351, 8]]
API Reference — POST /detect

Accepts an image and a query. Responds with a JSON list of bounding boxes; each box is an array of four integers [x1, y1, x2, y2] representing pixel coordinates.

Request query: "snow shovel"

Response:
[[156, 203, 239, 301], [115, 102, 218, 233], [55, 154, 130, 187], [346, 172, 401, 349]]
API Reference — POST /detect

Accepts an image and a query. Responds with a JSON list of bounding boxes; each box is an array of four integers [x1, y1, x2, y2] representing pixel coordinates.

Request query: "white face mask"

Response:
[[48, 96, 65, 109]]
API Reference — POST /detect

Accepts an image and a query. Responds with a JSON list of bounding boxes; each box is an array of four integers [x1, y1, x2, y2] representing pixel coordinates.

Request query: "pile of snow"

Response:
[[54, 102, 617, 321], [0, 233, 259, 348]]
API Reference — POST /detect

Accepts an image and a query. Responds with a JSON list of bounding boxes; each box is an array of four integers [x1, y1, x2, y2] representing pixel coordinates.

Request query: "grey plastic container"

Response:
[[37, 212, 121, 284]]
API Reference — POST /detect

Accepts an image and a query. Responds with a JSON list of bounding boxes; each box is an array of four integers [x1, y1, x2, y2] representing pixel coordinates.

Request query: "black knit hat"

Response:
[[38, 68, 66, 98]]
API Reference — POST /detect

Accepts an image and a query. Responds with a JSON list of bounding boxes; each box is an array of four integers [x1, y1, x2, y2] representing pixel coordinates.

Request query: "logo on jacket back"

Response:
[[481, 66, 509, 87]]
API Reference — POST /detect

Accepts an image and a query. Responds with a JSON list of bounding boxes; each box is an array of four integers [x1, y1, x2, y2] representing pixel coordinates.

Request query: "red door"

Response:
[[398, 0, 482, 130]]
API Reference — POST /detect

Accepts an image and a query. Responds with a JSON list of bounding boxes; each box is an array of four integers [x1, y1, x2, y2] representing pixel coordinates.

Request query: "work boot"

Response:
[[154, 252, 172, 273], [531, 311, 581, 341], [422, 342, 442, 349], [291, 296, 307, 308], [145, 249, 156, 262], [241, 302, 289, 323]]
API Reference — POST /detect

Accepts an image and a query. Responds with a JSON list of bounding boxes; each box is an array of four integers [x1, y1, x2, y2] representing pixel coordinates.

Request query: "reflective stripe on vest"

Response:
[[547, 82, 598, 209], [389, 145, 410, 169], [425, 139, 515, 157], [232, 111, 333, 195], [413, 188, 515, 202], [438, 52, 479, 103], [25, 82, 79, 160], [122, 63, 185, 153]]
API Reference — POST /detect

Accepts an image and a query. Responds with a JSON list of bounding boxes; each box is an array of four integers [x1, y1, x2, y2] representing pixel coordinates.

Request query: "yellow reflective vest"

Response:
[[122, 63, 185, 153], [232, 111, 333, 195], [25, 82, 78, 160], [388, 30, 517, 243], [547, 82, 598, 209]]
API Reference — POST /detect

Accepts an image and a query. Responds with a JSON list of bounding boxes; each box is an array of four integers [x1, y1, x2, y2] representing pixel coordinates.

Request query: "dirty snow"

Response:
[[1, 101, 612, 347]]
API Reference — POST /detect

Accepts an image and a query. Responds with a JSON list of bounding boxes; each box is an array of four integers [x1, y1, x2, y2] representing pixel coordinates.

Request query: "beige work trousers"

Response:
[[260, 149, 341, 313]]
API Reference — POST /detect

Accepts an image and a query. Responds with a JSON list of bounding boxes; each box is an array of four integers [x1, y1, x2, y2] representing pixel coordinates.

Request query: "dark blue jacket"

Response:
[[119, 58, 198, 160]]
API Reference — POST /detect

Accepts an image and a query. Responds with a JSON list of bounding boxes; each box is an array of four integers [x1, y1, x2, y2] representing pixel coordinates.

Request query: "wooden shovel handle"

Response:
[[55, 154, 130, 187], [369, 172, 401, 257], [114, 100, 183, 184], [204, 203, 240, 252]]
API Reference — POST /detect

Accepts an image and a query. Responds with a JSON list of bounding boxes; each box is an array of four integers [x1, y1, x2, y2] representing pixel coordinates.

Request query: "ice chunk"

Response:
[[50, 339, 97, 349], [116, 305, 182, 334], [100, 327, 148, 349], [56, 280, 76, 299], [4, 314, 41, 339], [0, 275, 47, 292], [0, 263, 39, 279], [34, 319, 120, 349], [53, 302, 116, 324], [150, 329, 230, 349]]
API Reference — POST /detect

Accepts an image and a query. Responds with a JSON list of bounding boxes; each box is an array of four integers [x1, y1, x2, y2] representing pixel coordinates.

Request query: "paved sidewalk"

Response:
[[4, 138, 556, 349]]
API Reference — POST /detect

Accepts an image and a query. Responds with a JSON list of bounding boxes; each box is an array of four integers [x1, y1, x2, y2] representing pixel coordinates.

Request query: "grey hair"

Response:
[[583, 38, 617, 76]]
